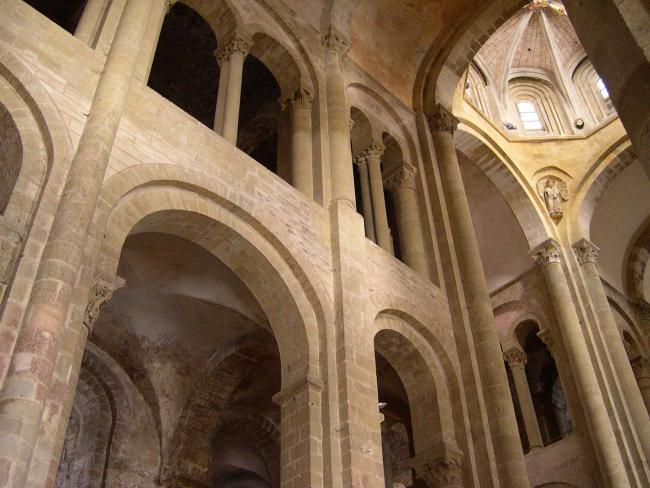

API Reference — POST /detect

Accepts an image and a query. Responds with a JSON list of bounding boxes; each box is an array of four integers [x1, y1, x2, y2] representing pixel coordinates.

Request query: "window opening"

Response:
[[596, 78, 609, 99], [516, 101, 543, 131]]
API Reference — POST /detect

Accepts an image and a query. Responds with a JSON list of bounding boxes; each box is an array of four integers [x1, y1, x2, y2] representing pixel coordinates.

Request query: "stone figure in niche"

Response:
[[538, 177, 568, 219]]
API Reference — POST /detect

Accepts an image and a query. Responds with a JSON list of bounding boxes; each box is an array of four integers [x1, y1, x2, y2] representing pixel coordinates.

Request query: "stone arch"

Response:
[[81, 342, 161, 486], [320, 0, 363, 38], [371, 306, 475, 484], [415, 0, 525, 112], [168, 332, 280, 485], [569, 138, 635, 241], [249, 32, 304, 99], [181, 0, 240, 43], [349, 105, 374, 155], [454, 125, 550, 247], [346, 83, 419, 166], [493, 301, 552, 346]]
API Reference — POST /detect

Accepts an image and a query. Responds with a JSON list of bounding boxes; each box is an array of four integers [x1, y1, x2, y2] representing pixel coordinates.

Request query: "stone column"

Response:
[[573, 238, 650, 455], [503, 348, 544, 450], [217, 32, 252, 144], [323, 29, 356, 207], [0, 0, 152, 485], [411, 442, 463, 488], [531, 239, 629, 487], [359, 143, 391, 253], [283, 87, 314, 199], [74, 0, 108, 45], [631, 356, 650, 414], [213, 46, 230, 134], [272, 378, 324, 488], [383, 160, 428, 278], [353, 155, 376, 242], [428, 104, 529, 488], [134, 0, 174, 82]]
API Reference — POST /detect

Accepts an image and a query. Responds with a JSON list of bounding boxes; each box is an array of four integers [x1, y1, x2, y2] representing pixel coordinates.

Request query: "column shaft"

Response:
[[573, 239, 650, 461], [0, 0, 151, 485], [323, 31, 355, 207], [363, 145, 391, 253], [133, 0, 170, 82], [74, 0, 107, 45], [428, 105, 529, 488], [503, 348, 544, 450], [355, 159, 376, 242], [285, 88, 314, 198], [218, 33, 251, 144], [384, 161, 428, 278], [213, 57, 230, 133], [532, 240, 629, 488]]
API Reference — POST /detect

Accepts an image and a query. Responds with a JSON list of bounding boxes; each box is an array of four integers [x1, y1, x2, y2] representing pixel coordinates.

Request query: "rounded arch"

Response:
[[415, 0, 526, 112], [493, 301, 552, 346], [91, 166, 329, 387], [454, 125, 550, 248], [349, 105, 374, 154], [180, 0, 241, 43], [346, 83, 419, 166], [568, 137, 634, 241]]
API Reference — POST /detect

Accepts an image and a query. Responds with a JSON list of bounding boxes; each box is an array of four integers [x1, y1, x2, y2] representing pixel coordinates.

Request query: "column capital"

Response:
[[352, 153, 367, 168], [427, 104, 459, 135], [281, 86, 313, 112], [322, 28, 351, 58], [214, 32, 252, 65], [411, 442, 463, 488], [573, 238, 600, 265], [537, 328, 557, 357], [83, 280, 117, 332], [531, 238, 562, 267], [503, 347, 527, 369], [358, 142, 385, 162], [383, 160, 417, 191], [272, 376, 324, 406]]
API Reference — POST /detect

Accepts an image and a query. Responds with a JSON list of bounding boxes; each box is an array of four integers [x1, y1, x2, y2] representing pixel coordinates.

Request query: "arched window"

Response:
[[596, 78, 609, 99], [516, 101, 543, 131]]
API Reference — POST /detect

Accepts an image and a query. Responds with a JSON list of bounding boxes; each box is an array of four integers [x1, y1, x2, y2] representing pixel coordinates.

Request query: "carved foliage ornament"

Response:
[[427, 104, 459, 135], [537, 176, 568, 219], [416, 450, 463, 488], [282, 87, 313, 112], [357, 142, 385, 163], [214, 33, 252, 65], [322, 28, 351, 58], [503, 347, 527, 368], [531, 239, 561, 267], [83, 281, 115, 331], [383, 161, 418, 191], [572, 238, 600, 265]]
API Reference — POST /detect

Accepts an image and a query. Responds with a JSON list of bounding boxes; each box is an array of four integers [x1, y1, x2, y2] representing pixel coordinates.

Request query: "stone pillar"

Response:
[[217, 32, 252, 144], [428, 104, 529, 488], [503, 348, 544, 450], [631, 356, 650, 414], [383, 160, 428, 278], [359, 143, 391, 253], [353, 156, 376, 242], [323, 29, 356, 207], [411, 442, 463, 488], [0, 0, 151, 485], [573, 238, 650, 454], [531, 239, 629, 487], [213, 46, 230, 134], [74, 0, 108, 45], [283, 87, 314, 199], [134, 0, 174, 82], [272, 378, 324, 488]]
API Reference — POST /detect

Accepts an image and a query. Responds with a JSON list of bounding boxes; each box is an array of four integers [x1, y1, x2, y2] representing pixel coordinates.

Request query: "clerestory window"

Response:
[[596, 78, 609, 99], [516, 101, 543, 131]]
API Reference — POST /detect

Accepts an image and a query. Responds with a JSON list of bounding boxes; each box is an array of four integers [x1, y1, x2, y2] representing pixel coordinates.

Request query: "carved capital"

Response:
[[503, 347, 527, 369], [282, 87, 313, 112], [383, 161, 418, 191], [427, 104, 459, 135], [83, 281, 115, 332], [353, 153, 367, 169], [537, 328, 557, 357], [215, 32, 252, 64], [358, 142, 385, 163], [573, 238, 600, 265], [322, 28, 351, 58], [531, 238, 561, 267], [411, 443, 463, 488]]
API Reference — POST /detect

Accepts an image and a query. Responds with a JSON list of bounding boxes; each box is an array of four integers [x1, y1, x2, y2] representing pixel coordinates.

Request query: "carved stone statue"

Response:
[[538, 177, 568, 218]]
